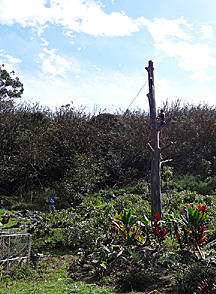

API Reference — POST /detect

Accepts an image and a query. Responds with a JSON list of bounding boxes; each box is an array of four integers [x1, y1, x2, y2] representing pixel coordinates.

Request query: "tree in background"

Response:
[[0, 64, 24, 102]]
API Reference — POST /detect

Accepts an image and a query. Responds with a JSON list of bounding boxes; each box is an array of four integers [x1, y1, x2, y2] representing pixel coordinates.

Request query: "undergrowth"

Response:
[[1, 183, 216, 293]]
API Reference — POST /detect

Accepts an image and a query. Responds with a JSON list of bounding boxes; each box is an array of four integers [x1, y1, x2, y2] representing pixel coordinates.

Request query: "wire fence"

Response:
[[0, 231, 31, 272]]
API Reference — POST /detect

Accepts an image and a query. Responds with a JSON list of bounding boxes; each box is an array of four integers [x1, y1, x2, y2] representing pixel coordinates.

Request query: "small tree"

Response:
[[0, 64, 24, 102]]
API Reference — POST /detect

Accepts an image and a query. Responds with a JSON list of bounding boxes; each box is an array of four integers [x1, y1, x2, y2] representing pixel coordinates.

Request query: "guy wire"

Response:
[[125, 81, 147, 113]]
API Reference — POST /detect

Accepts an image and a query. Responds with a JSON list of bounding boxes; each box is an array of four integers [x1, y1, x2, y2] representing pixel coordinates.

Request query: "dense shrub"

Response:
[[1, 68, 216, 205], [118, 267, 158, 292], [175, 262, 216, 293]]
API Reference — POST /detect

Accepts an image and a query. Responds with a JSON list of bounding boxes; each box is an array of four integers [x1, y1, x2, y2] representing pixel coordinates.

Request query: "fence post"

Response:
[[28, 234, 32, 265], [7, 235, 11, 272]]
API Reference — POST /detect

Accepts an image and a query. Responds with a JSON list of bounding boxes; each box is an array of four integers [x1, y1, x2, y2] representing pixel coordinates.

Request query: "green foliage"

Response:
[[158, 252, 180, 267], [90, 244, 122, 276], [0, 64, 24, 101], [118, 267, 158, 292], [2, 190, 216, 293], [174, 262, 216, 294], [63, 208, 109, 251], [161, 166, 173, 183], [105, 193, 150, 216], [61, 194, 150, 251], [181, 204, 208, 234], [2, 87, 216, 203], [11, 202, 35, 211], [109, 209, 141, 245], [31, 228, 67, 255], [169, 174, 216, 195], [115, 209, 139, 228], [56, 153, 105, 207], [177, 204, 209, 259]]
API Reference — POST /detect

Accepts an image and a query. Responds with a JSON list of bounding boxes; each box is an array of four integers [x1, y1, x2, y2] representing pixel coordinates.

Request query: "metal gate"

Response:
[[0, 231, 31, 272]]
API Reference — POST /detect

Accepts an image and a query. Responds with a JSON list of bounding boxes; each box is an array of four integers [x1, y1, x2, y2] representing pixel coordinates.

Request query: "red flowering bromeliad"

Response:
[[187, 204, 207, 212], [185, 204, 209, 246], [152, 213, 168, 243], [196, 204, 208, 246], [180, 204, 209, 259], [197, 204, 207, 213]]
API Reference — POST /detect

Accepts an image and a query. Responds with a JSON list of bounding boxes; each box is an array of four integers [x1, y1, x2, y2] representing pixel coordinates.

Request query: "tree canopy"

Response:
[[0, 64, 24, 102]]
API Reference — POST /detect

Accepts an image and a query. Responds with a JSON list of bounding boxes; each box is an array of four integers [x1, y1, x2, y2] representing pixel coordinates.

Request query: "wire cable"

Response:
[[126, 81, 147, 111]]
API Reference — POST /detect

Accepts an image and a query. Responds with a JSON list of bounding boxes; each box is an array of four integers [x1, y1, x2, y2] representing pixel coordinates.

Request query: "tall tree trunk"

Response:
[[145, 60, 162, 218]]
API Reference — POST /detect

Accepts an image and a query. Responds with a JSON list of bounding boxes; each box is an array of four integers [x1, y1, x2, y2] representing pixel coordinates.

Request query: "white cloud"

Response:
[[4, 54, 21, 63], [0, 50, 22, 70], [41, 37, 49, 46], [39, 47, 72, 81], [142, 16, 193, 43], [0, 51, 23, 82], [38, 52, 44, 59], [199, 24, 214, 40], [0, 0, 50, 27], [0, 50, 21, 64], [0, 0, 145, 37], [142, 17, 216, 82]]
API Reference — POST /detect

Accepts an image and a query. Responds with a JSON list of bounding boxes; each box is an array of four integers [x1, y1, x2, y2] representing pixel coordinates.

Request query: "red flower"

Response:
[[197, 204, 206, 213], [152, 214, 168, 242], [153, 213, 161, 221]]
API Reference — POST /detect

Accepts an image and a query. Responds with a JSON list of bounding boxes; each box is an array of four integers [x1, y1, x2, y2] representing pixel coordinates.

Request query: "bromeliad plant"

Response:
[[108, 209, 141, 245], [109, 209, 169, 245], [179, 204, 209, 259]]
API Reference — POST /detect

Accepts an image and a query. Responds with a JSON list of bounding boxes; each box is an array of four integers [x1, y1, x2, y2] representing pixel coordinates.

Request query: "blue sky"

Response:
[[0, 0, 216, 112]]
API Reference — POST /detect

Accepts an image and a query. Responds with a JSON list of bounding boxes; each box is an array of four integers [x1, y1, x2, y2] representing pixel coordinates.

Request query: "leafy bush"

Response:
[[169, 174, 216, 195], [175, 262, 216, 294], [62, 194, 150, 251], [118, 267, 158, 292], [0, 195, 19, 209], [11, 202, 35, 211], [63, 208, 110, 251], [105, 194, 150, 216]]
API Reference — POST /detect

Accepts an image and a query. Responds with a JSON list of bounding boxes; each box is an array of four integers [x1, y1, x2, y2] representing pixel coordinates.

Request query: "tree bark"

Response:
[[145, 60, 162, 218]]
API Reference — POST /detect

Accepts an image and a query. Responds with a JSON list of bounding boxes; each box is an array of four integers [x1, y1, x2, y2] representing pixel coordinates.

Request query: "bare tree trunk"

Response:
[[146, 60, 172, 219], [145, 60, 162, 218]]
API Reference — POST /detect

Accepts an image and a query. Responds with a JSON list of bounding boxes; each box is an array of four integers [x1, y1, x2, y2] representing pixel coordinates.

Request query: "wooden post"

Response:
[[145, 60, 161, 218], [145, 60, 172, 219]]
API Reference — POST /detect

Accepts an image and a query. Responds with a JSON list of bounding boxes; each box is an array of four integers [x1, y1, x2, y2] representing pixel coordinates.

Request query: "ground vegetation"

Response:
[[1, 67, 216, 293]]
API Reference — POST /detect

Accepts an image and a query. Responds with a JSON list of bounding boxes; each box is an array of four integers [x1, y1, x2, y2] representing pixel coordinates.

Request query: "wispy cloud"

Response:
[[41, 37, 49, 46], [4, 54, 21, 64], [0, 50, 22, 75], [142, 16, 193, 43], [1, 1, 215, 83], [199, 24, 214, 40], [39, 47, 72, 85], [0, 51, 24, 84], [142, 17, 216, 82]]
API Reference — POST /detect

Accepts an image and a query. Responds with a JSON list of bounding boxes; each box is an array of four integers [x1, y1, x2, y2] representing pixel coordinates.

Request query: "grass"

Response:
[[0, 209, 29, 230], [0, 255, 145, 294], [0, 280, 145, 294]]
